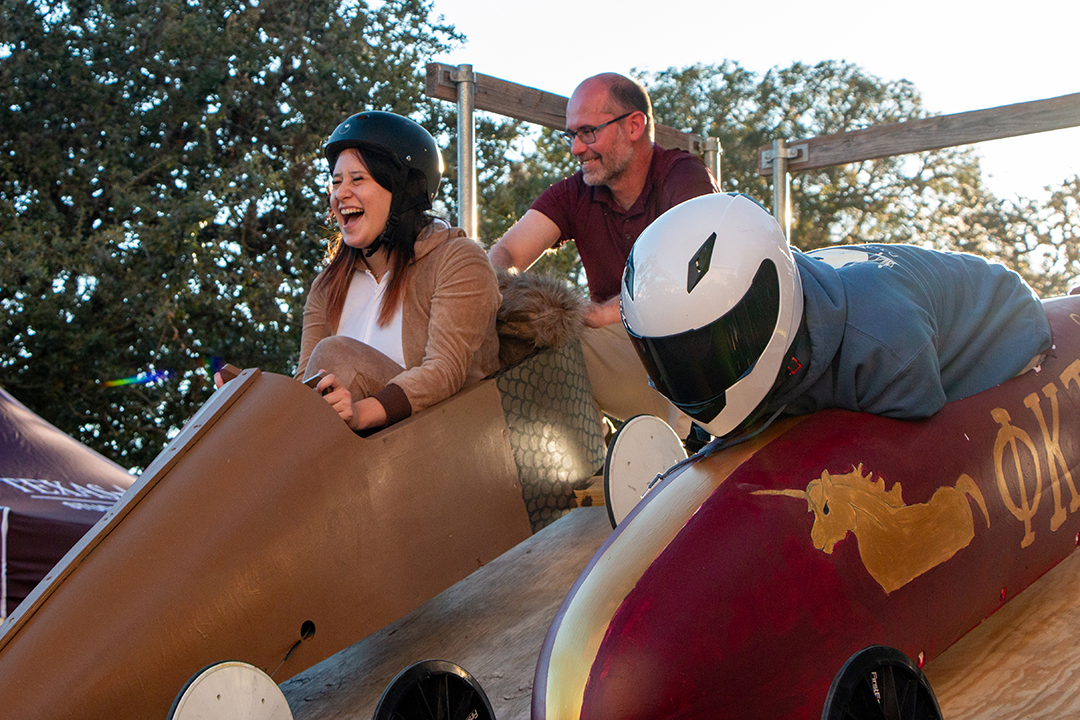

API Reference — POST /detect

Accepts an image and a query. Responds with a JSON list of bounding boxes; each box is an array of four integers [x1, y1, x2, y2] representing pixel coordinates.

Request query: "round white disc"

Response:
[[604, 415, 687, 528], [169, 661, 293, 720]]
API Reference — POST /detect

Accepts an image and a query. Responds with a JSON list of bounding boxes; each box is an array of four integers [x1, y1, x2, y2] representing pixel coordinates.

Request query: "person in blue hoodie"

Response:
[[619, 193, 1053, 441]]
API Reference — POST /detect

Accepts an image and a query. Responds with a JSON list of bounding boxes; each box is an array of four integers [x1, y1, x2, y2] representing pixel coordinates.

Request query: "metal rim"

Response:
[[603, 414, 686, 528], [373, 659, 495, 720], [167, 660, 292, 720]]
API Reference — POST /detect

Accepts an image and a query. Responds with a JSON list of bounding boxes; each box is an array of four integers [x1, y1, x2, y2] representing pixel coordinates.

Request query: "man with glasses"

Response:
[[489, 72, 718, 442]]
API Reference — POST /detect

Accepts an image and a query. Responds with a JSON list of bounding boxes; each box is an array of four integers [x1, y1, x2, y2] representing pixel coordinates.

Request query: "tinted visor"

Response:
[[627, 259, 781, 423]]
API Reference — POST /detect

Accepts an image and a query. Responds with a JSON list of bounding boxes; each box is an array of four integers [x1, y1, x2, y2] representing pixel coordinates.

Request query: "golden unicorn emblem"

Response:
[[756, 464, 991, 593]]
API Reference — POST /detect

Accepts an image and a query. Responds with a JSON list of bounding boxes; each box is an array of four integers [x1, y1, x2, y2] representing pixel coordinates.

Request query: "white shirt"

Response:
[[335, 268, 406, 368]]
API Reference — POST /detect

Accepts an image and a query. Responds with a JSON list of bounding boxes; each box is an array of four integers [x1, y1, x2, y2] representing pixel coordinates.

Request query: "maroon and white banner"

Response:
[[0, 388, 134, 618]]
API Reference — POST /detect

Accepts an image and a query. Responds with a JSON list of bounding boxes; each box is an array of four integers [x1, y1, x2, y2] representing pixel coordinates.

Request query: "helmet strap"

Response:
[[365, 211, 400, 258]]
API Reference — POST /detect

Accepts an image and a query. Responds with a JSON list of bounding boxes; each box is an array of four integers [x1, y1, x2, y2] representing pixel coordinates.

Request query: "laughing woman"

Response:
[[295, 111, 501, 432]]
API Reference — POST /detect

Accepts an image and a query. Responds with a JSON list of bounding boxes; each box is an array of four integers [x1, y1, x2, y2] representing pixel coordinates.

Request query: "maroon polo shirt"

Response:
[[530, 144, 718, 302]]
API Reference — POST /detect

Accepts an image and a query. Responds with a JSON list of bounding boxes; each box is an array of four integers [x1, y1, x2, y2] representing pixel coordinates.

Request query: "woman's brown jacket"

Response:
[[295, 222, 501, 424]]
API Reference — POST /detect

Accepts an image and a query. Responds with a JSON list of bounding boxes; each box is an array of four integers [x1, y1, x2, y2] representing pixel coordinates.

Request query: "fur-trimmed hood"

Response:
[[496, 270, 588, 368]]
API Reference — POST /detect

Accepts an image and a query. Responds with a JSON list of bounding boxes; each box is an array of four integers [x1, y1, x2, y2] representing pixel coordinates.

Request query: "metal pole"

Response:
[[453, 64, 477, 238], [704, 137, 722, 189], [770, 139, 791, 239]]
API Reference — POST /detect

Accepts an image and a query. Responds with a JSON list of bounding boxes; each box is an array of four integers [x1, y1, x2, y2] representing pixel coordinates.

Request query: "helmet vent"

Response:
[[623, 250, 636, 301], [687, 232, 716, 293]]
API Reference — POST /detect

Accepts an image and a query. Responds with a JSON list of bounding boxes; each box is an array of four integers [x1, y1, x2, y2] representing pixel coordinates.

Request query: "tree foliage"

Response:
[[0, 0, 460, 469], [472, 124, 583, 280]]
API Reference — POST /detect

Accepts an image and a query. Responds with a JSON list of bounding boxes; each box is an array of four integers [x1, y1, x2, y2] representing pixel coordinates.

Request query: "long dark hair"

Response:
[[319, 146, 435, 330]]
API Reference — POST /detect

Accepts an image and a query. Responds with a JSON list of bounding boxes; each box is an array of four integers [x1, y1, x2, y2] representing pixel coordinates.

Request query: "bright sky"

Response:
[[429, 0, 1079, 202]]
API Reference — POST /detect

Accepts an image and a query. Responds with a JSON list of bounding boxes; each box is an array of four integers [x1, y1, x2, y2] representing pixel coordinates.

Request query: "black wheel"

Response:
[[373, 659, 495, 720], [822, 646, 942, 720]]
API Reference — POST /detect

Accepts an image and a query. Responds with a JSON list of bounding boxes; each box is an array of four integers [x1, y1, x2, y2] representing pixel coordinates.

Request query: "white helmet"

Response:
[[621, 193, 804, 438]]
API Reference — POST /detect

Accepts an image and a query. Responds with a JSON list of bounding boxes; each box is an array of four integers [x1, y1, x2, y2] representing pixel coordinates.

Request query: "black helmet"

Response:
[[324, 111, 443, 204]]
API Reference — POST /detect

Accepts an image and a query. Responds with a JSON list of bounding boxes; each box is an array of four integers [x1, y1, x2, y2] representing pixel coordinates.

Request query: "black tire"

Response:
[[822, 645, 943, 720], [373, 659, 495, 720]]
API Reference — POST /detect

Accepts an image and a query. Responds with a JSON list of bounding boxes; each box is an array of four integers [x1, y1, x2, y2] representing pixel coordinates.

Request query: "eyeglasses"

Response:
[[559, 111, 635, 147]]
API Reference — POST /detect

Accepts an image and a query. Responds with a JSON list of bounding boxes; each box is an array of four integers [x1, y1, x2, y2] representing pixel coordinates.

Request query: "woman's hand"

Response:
[[315, 372, 387, 431], [316, 372, 356, 426], [351, 396, 388, 431], [213, 365, 241, 389]]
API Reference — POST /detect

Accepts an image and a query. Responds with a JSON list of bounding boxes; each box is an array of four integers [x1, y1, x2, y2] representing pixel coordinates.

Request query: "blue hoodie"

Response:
[[767, 244, 1052, 419]]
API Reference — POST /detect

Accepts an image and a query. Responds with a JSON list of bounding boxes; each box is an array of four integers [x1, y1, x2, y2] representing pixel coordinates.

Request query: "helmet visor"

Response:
[[626, 259, 780, 423]]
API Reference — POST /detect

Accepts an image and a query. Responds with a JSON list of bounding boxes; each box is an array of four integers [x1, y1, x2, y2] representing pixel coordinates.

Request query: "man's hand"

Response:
[[583, 296, 622, 328]]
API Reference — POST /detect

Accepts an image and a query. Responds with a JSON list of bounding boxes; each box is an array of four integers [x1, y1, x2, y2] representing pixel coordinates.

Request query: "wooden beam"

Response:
[[426, 62, 704, 154], [426, 62, 567, 130], [757, 92, 1080, 176]]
